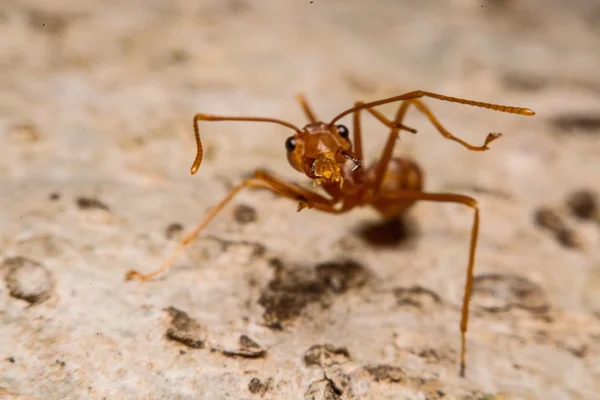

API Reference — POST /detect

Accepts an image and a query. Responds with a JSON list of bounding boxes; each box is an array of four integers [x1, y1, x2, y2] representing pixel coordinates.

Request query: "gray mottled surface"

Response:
[[1, 1, 600, 399]]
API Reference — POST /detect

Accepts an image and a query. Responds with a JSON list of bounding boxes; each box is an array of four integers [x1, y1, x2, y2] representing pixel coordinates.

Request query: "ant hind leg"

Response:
[[381, 190, 479, 377]]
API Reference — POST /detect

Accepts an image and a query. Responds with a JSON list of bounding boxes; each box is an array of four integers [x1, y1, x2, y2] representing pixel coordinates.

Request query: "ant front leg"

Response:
[[125, 171, 343, 282], [351, 102, 364, 161], [349, 102, 419, 166], [382, 190, 479, 378], [372, 99, 502, 193], [253, 170, 346, 213], [348, 103, 418, 192], [394, 99, 502, 151]]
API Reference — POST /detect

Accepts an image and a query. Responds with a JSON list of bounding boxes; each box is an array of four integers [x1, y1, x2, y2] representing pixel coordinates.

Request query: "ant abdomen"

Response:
[[368, 157, 423, 216]]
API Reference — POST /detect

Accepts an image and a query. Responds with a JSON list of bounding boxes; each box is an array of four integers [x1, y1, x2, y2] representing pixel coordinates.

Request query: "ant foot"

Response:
[[482, 132, 502, 150], [297, 199, 313, 212], [125, 269, 147, 281]]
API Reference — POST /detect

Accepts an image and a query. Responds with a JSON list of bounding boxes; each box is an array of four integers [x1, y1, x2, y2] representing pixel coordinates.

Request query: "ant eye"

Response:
[[336, 124, 349, 138], [285, 136, 296, 152]]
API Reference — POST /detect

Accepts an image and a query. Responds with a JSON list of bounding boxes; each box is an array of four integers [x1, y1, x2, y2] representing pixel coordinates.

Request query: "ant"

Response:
[[126, 90, 535, 377]]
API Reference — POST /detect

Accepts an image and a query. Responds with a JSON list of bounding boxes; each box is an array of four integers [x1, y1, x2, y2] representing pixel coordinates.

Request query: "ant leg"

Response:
[[125, 172, 342, 282], [372, 99, 501, 194], [359, 104, 412, 194], [397, 99, 502, 151], [253, 170, 346, 212], [295, 95, 416, 160], [297, 94, 318, 123], [382, 190, 479, 378], [350, 102, 418, 169], [352, 102, 364, 160]]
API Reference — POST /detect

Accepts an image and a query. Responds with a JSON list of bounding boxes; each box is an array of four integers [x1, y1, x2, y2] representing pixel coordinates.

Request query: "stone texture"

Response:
[[1, 1, 600, 399]]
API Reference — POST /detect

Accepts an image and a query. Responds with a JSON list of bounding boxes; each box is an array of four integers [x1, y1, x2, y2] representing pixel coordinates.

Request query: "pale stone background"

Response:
[[1, 0, 600, 399]]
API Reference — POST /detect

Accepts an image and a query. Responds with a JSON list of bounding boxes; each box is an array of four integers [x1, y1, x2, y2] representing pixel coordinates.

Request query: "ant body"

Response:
[[126, 90, 535, 377]]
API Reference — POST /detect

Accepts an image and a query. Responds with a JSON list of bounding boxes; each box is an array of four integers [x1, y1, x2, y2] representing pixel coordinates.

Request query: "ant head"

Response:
[[285, 122, 361, 186]]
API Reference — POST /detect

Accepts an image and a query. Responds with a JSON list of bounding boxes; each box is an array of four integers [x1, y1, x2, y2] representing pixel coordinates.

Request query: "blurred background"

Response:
[[1, 1, 599, 399]]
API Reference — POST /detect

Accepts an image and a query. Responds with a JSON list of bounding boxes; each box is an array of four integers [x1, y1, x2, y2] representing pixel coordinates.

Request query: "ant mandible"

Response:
[[126, 90, 535, 377]]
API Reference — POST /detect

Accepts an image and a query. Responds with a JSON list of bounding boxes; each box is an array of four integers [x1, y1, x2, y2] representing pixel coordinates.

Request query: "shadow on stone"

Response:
[[354, 215, 418, 249]]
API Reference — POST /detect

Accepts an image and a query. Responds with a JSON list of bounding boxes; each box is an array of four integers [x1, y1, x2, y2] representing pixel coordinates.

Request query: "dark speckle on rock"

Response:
[[567, 189, 597, 220], [304, 378, 342, 400], [248, 377, 271, 396], [304, 344, 351, 367], [550, 114, 600, 133], [76, 196, 110, 211], [394, 285, 442, 309], [362, 364, 406, 383], [535, 206, 565, 232], [165, 222, 184, 240], [534, 206, 584, 249], [314, 259, 368, 293], [556, 228, 584, 249], [207, 235, 266, 259], [2, 256, 54, 305], [164, 307, 206, 349], [259, 258, 370, 328], [233, 203, 258, 224], [26, 9, 70, 35], [259, 276, 325, 329], [221, 335, 267, 358], [472, 274, 549, 313], [259, 259, 326, 328], [8, 123, 42, 143]]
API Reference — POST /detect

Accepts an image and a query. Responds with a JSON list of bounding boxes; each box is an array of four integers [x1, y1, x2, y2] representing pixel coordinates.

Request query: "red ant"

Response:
[[126, 90, 535, 377]]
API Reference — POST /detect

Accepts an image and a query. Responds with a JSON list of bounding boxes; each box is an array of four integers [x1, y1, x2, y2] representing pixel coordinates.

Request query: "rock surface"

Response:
[[1, 0, 600, 399]]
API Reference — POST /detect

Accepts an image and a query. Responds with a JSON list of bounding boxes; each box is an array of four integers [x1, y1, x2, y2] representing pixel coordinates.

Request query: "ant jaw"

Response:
[[308, 156, 345, 188], [341, 150, 361, 172], [312, 174, 344, 188]]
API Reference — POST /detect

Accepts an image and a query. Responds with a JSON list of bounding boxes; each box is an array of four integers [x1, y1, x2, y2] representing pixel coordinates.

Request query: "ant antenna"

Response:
[[329, 90, 536, 124], [191, 114, 302, 175]]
